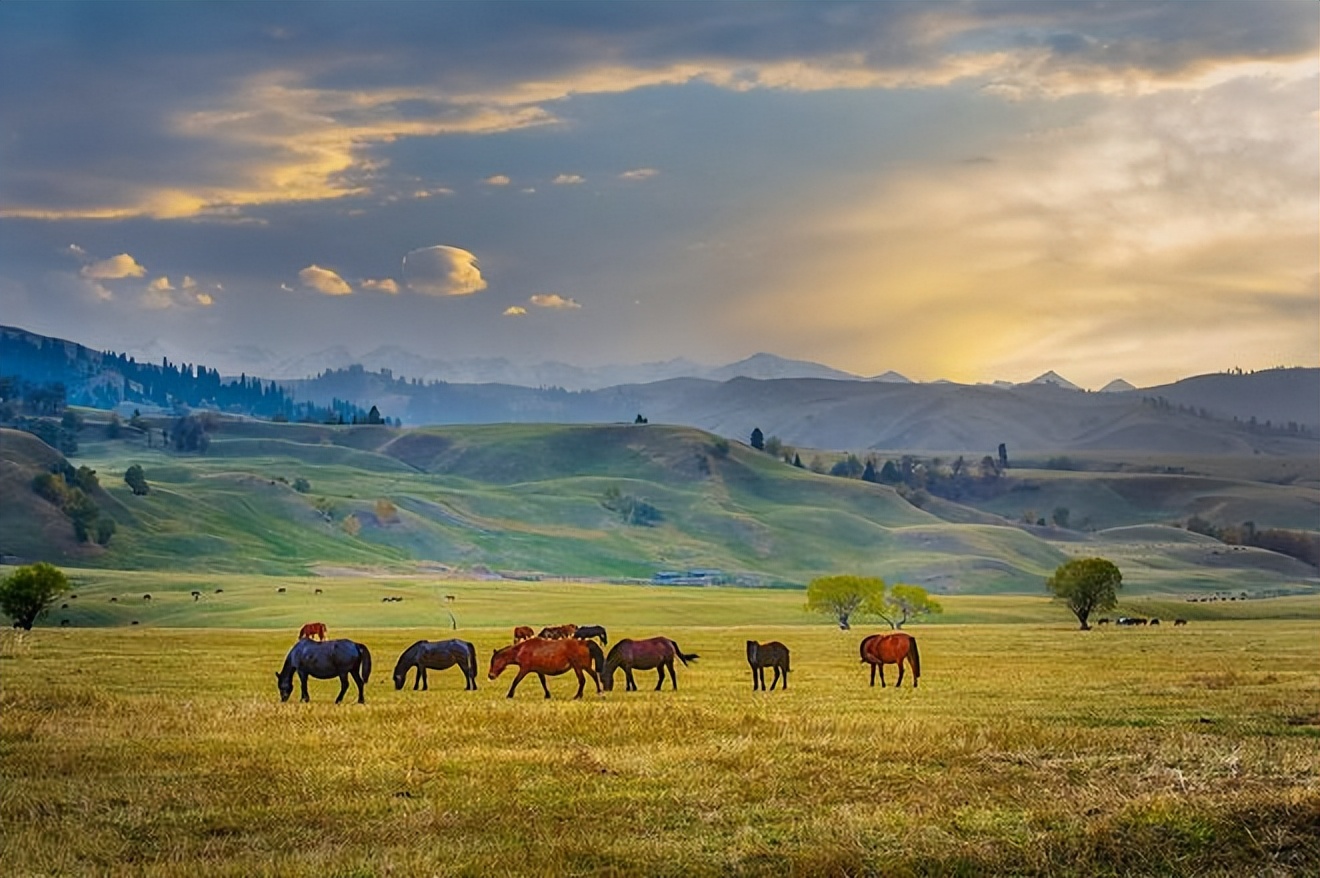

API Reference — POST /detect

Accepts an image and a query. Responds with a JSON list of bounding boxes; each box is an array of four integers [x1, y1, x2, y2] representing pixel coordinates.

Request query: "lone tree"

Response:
[[1, 562, 71, 630], [124, 464, 150, 496], [805, 574, 885, 630], [1046, 557, 1122, 630], [876, 583, 944, 629], [750, 427, 764, 450]]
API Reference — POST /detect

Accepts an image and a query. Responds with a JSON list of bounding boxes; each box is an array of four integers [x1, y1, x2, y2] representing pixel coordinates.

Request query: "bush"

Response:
[[124, 465, 150, 496]]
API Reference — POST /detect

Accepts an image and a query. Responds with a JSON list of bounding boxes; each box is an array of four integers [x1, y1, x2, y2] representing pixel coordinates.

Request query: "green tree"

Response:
[[0, 562, 71, 630], [1046, 557, 1122, 630], [876, 584, 943, 629], [861, 459, 879, 483], [1052, 507, 1071, 529], [293, 477, 311, 493], [764, 435, 782, 458], [124, 465, 150, 496], [750, 427, 764, 450], [95, 517, 117, 546], [805, 574, 885, 630]]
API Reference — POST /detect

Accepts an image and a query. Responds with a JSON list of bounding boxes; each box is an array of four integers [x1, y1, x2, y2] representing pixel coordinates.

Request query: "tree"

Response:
[[764, 435, 782, 458], [1046, 557, 1122, 630], [124, 465, 150, 495], [805, 574, 885, 630], [861, 459, 878, 483], [1052, 507, 1071, 529], [293, 477, 311, 494], [0, 562, 70, 630], [792, 453, 803, 468], [998, 443, 1009, 470], [366, 405, 383, 425], [879, 460, 902, 484], [750, 427, 764, 450], [634, 413, 648, 424], [876, 584, 943, 629]]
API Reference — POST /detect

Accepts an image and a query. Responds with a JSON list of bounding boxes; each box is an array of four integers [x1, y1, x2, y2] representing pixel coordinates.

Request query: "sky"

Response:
[[1, 1, 1316, 389]]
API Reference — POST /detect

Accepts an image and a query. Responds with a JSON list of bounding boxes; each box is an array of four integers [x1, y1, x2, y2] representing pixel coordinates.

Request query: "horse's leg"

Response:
[[782, 663, 788, 689], [908, 655, 918, 688], [573, 667, 586, 699], [587, 665, 601, 694], [625, 667, 637, 691], [895, 660, 905, 688], [869, 662, 876, 687], [506, 669, 528, 698], [770, 667, 781, 690], [879, 663, 887, 688], [351, 668, 365, 704], [412, 665, 421, 690], [336, 672, 350, 704], [538, 672, 551, 700], [421, 667, 429, 691], [655, 666, 666, 691], [299, 670, 311, 702], [667, 659, 679, 691]]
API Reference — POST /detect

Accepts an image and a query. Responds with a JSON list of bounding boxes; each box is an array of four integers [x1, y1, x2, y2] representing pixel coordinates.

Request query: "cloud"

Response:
[[529, 293, 581, 310], [502, 306, 527, 317], [412, 187, 454, 199], [147, 277, 173, 292], [553, 174, 585, 185], [618, 168, 658, 181], [402, 245, 487, 296], [298, 265, 353, 295], [81, 253, 146, 280], [140, 274, 216, 309], [362, 278, 400, 294], [483, 175, 511, 186]]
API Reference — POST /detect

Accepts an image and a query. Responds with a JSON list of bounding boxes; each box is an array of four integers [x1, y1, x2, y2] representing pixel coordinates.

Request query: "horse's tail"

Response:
[[859, 635, 872, 662], [465, 640, 478, 678], [669, 640, 699, 665], [586, 640, 606, 678], [908, 636, 920, 680], [357, 642, 373, 684]]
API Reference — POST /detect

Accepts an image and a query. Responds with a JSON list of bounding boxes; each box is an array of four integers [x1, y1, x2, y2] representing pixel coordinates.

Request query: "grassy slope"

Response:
[[3, 420, 1317, 594], [2, 618, 1316, 876]]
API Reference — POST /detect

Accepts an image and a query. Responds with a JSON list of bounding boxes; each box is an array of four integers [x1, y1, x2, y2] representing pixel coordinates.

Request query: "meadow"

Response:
[[3, 583, 1318, 877]]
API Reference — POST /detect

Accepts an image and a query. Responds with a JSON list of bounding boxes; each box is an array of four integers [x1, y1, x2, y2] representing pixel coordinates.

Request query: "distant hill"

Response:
[[4, 325, 1318, 454]]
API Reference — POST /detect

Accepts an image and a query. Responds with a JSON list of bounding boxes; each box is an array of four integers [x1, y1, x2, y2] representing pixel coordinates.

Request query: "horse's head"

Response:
[[601, 659, 616, 691], [276, 671, 293, 702], [488, 646, 513, 680], [392, 669, 407, 690]]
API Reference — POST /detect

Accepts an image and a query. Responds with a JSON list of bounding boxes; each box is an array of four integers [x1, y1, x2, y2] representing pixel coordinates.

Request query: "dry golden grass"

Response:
[[2, 620, 1318, 876]]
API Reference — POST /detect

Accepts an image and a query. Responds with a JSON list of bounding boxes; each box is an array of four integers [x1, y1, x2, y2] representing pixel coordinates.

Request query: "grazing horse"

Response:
[[537, 623, 578, 640], [276, 638, 372, 704], [298, 621, 328, 641], [512, 626, 535, 643], [488, 637, 604, 699], [603, 637, 699, 692], [859, 632, 921, 688], [573, 625, 608, 645], [747, 640, 790, 691], [393, 639, 478, 691], [1174, 618, 1188, 626]]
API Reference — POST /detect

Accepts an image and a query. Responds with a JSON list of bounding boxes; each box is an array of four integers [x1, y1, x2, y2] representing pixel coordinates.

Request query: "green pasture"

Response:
[[3, 615, 1317, 877]]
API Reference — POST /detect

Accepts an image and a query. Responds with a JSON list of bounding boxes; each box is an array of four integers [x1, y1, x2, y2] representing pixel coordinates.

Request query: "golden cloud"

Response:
[[81, 253, 146, 280], [402, 245, 487, 296], [362, 278, 400, 294], [529, 293, 581, 310], [298, 265, 353, 295], [502, 306, 528, 316]]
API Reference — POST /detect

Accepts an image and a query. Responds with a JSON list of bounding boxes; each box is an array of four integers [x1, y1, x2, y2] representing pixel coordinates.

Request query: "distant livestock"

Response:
[[512, 626, 535, 643], [109, 597, 118, 603], [315, 588, 323, 595], [1150, 618, 1161, 626], [61, 603, 68, 609], [142, 594, 151, 601], [299, 622, 328, 641], [1116, 617, 1148, 626], [538, 624, 577, 640], [381, 595, 404, 603], [573, 625, 608, 645], [215, 588, 224, 594], [1174, 619, 1189, 626], [1096, 618, 1111, 625], [277, 587, 286, 593], [444, 595, 456, 602], [191, 591, 201, 601]]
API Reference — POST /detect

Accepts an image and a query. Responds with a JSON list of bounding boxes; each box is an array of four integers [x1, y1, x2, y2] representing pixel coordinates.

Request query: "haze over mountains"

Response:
[[4, 325, 1317, 455]]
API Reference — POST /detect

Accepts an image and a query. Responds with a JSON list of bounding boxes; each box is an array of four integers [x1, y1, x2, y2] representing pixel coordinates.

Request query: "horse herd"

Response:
[[276, 623, 922, 703]]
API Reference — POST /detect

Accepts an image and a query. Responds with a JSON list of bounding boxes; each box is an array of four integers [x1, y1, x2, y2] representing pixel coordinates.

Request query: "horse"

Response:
[[603, 637, 699, 691], [747, 640, 790, 691], [393, 639, 478, 691], [512, 626, 535, 643], [276, 638, 372, 703], [298, 621, 328, 641], [537, 624, 577, 640], [859, 632, 921, 688], [487, 637, 604, 699], [573, 625, 608, 645]]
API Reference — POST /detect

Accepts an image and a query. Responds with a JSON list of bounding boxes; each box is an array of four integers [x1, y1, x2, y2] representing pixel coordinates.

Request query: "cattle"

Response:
[[445, 595, 456, 602], [1150, 618, 1160, 626], [277, 587, 286, 593], [1174, 618, 1188, 626], [191, 591, 201, 601], [1116, 616, 1148, 626], [315, 588, 323, 595], [131, 620, 139, 625], [215, 588, 224, 594], [1096, 617, 1111, 625], [142, 594, 152, 601], [109, 597, 118, 603]]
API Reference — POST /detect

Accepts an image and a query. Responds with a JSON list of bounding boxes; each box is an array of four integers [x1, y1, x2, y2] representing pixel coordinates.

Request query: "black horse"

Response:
[[276, 638, 372, 703], [573, 625, 608, 645], [393, 639, 479, 691], [746, 640, 790, 691]]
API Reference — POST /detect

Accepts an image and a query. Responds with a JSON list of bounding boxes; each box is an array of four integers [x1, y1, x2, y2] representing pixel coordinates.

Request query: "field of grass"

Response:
[[3, 605, 1317, 877]]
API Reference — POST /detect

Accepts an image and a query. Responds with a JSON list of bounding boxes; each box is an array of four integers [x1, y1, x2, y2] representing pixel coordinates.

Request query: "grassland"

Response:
[[3, 604, 1317, 877]]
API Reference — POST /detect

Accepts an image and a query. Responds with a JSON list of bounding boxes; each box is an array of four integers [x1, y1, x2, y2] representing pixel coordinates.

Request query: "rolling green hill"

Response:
[[2, 417, 1317, 596]]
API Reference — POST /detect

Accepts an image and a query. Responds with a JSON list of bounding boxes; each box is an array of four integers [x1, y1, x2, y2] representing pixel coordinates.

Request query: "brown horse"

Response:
[[488, 637, 604, 699], [298, 621, 328, 641], [512, 626, 535, 643], [537, 623, 577, 640], [603, 637, 699, 691], [860, 632, 921, 688], [747, 640, 790, 691]]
